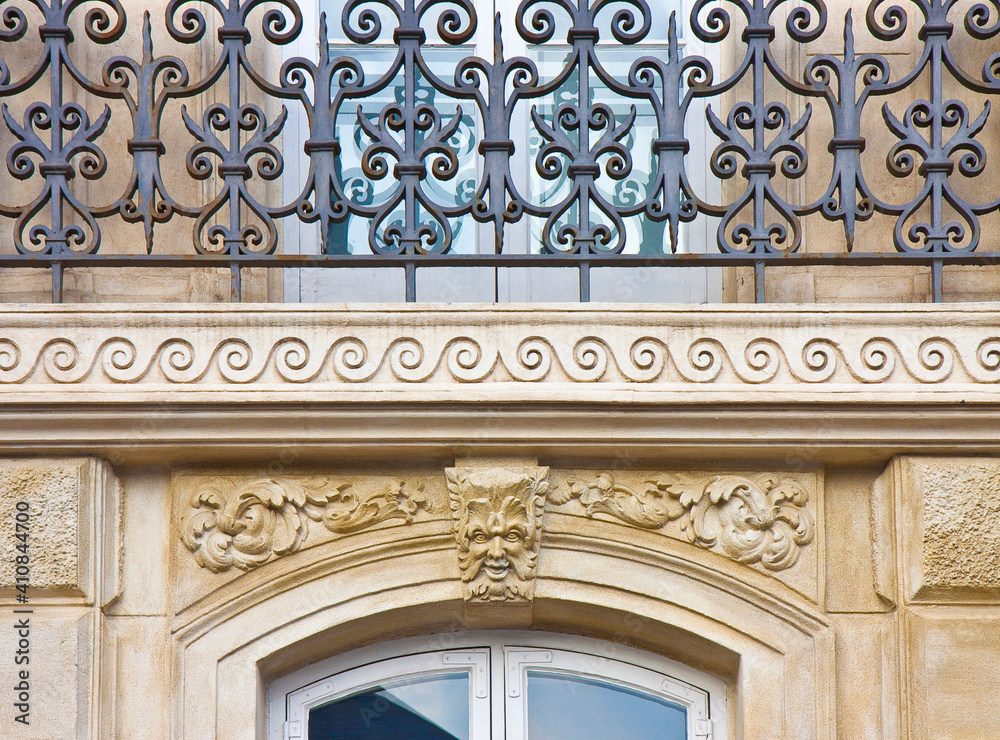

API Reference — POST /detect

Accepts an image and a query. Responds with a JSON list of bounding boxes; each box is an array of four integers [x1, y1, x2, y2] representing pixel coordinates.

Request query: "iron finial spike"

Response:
[[494, 13, 503, 62], [142, 11, 153, 63], [844, 10, 854, 62], [668, 11, 678, 61], [319, 11, 329, 63]]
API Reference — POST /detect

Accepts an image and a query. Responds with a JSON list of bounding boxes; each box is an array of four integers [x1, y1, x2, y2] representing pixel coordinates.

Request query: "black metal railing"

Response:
[[0, 0, 999, 301]]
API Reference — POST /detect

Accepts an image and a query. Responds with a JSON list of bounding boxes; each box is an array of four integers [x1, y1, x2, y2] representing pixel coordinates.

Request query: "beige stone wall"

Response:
[[2, 450, 998, 739], [0, 305, 997, 738]]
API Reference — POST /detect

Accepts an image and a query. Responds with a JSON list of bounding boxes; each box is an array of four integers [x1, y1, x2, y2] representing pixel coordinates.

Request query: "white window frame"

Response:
[[268, 631, 728, 740], [503, 646, 714, 740], [280, 648, 491, 740]]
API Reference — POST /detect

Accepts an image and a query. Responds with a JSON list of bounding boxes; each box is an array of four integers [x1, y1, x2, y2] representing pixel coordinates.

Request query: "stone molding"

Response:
[[2, 305, 1000, 402], [180, 476, 432, 572], [550, 472, 814, 571], [171, 519, 834, 740]]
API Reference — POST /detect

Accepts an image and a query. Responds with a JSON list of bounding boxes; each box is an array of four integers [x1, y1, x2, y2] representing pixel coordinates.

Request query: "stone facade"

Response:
[[0, 306, 998, 738], [2, 0, 1000, 733]]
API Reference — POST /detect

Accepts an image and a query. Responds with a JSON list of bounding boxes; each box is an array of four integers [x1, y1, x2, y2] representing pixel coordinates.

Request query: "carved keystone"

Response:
[[445, 466, 549, 602]]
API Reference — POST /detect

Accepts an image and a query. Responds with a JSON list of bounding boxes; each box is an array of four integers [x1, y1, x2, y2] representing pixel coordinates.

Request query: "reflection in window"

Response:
[[318, 0, 681, 257], [326, 47, 479, 256], [526, 672, 687, 740], [308, 674, 470, 740], [527, 47, 674, 256]]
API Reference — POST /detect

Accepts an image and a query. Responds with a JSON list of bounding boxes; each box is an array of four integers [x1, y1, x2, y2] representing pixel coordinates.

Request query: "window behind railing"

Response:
[[0, 0, 998, 303]]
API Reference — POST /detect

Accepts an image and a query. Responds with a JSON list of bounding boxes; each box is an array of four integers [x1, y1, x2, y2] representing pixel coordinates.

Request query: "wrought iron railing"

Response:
[[0, 0, 999, 301]]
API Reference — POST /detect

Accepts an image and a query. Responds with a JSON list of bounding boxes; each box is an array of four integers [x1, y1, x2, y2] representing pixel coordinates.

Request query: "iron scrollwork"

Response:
[[0, 0, 999, 298]]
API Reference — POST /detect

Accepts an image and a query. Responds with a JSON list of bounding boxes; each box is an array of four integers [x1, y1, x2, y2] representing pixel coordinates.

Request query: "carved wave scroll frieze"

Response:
[[3, 315, 1000, 391], [181, 476, 431, 572], [549, 473, 815, 571]]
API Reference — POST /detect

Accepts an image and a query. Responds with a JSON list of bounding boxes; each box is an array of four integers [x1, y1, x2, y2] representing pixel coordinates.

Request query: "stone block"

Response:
[[824, 466, 894, 613], [897, 457, 1000, 602], [908, 608, 1000, 740], [830, 614, 900, 740], [101, 616, 170, 739], [0, 607, 94, 739], [0, 458, 120, 604], [107, 468, 170, 617]]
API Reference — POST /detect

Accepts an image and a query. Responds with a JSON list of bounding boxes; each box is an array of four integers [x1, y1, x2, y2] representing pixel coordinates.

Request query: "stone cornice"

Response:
[[0, 303, 999, 403]]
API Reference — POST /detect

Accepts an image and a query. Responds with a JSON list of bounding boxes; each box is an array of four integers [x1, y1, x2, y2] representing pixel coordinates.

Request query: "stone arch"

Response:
[[170, 519, 834, 740]]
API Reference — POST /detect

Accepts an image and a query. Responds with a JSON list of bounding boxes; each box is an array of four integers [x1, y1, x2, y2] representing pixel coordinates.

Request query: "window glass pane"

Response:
[[525, 671, 687, 740], [308, 673, 470, 740]]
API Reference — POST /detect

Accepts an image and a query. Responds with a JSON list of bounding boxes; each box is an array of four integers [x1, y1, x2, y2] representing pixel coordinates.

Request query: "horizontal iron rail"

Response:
[[4, 251, 978, 304], [0, 253, 990, 268]]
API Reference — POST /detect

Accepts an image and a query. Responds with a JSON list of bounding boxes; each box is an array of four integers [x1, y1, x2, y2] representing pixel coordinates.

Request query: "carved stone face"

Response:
[[461, 496, 534, 593], [447, 466, 549, 602]]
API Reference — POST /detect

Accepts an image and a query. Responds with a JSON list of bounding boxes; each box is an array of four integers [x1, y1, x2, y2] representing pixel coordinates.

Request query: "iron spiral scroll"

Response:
[[0, 0, 999, 300]]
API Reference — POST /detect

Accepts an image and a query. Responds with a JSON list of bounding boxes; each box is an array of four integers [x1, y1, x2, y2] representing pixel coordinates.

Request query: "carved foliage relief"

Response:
[[550, 472, 815, 571], [181, 476, 431, 572], [446, 467, 549, 602], [178, 467, 813, 581]]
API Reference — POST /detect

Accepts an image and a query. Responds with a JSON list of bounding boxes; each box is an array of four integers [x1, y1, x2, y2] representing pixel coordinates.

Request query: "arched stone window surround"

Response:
[[170, 522, 834, 740], [267, 631, 727, 739]]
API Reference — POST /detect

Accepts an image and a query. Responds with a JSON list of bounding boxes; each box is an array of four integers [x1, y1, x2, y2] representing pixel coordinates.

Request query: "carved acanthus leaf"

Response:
[[312, 479, 430, 534], [181, 477, 431, 572], [553, 473, 814, 571]]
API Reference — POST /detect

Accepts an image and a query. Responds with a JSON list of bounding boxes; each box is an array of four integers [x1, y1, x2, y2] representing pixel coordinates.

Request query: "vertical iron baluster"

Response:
[[51, 261, 63, 303], [804, 11, 886, 250], [405, 260, 416, 301], [699, 0, 818, 255], [170, 0, 291, 257], [456, 14, 538, 253], [629, 14, 713, 252], [1, 0, 122, 256], [100, 12, 191, 252], [871, 0, 996, 254]]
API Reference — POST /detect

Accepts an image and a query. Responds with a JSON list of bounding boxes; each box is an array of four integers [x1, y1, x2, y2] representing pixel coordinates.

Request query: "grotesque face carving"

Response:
[[463, 496, 534, 590], [446, 467, 549, 602]]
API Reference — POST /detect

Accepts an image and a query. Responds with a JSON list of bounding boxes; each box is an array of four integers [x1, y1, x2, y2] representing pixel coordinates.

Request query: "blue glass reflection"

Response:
[[527, 671, 687, 740], [309, 674, 469, 740]]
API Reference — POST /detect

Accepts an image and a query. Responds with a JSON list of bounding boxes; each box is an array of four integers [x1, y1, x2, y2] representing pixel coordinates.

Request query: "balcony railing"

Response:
[[0, 0, 999, 302]]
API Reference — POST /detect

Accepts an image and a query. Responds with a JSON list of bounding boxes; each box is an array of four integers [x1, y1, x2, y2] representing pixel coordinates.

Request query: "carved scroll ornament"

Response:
[[446, 467, 549, 602], [181, 477, 430, 572], [550, 473, 814, 571]]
